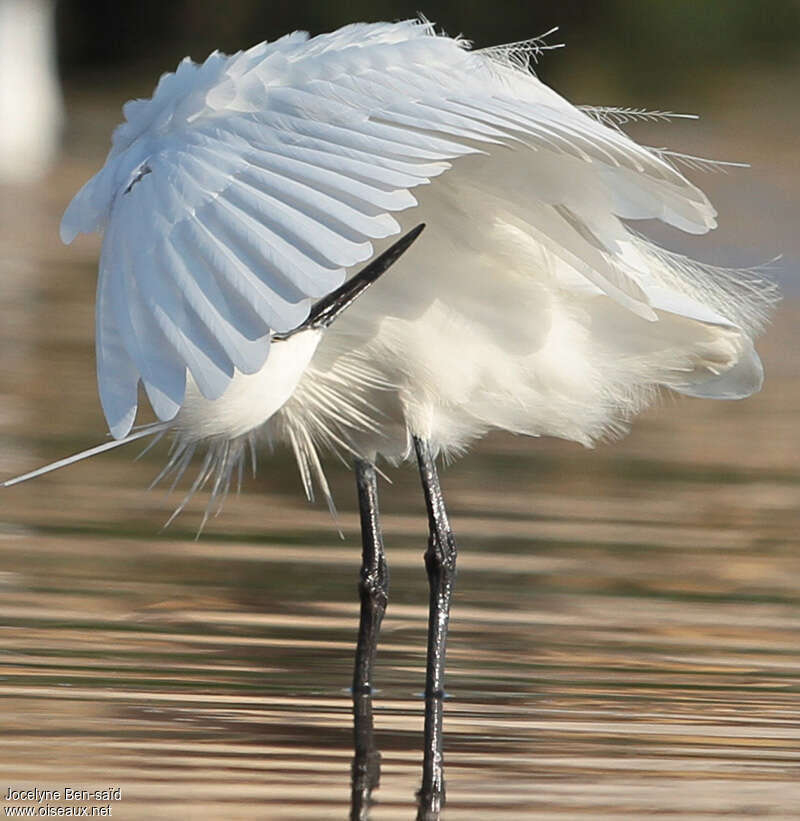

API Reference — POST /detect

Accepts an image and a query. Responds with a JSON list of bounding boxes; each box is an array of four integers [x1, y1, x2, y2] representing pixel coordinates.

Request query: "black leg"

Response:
[[413, 436, 458, 818], [352, 458, 389, 694], [351, 459, 388, 820]]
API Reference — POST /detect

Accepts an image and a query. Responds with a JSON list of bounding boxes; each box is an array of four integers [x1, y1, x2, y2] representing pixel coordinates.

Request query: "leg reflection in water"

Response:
[[351, 688, 381, 821]]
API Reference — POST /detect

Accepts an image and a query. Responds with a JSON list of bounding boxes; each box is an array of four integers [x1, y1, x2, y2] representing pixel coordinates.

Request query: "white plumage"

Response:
[[10, 19, 776, 511]]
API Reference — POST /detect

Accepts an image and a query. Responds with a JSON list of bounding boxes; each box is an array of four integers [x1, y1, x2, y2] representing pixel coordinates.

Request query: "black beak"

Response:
[[277, 224, 425, 338]]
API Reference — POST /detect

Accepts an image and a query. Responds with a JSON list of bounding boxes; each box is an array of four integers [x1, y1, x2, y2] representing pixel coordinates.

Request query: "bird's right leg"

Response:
[[352, 458, 389, 693], [351, 458, 388, 819]]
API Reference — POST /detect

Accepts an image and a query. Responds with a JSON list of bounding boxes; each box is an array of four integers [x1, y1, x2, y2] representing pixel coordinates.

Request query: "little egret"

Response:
[[4, 18, 776, 811]]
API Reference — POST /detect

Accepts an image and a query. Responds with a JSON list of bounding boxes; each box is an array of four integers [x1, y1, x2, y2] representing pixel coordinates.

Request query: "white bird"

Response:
[[3, 18, 776, 809], [0, 0, 62, 182]]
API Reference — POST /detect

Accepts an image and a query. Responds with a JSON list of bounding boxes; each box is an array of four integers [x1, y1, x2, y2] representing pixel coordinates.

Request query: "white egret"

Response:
[[3, 18, 776, 811]]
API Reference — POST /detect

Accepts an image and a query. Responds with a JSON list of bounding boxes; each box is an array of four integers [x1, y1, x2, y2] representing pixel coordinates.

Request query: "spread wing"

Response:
[[62, 21, 717, 438]]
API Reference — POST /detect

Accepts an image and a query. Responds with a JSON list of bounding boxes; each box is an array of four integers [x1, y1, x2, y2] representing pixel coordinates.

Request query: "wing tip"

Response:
[[59, 215, 79, 245], [107, 405, 138, 441]]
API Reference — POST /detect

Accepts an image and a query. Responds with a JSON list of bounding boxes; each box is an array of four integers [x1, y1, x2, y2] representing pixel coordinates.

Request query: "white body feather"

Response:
[[174, 328, 321, 439], [55, 19, 775, 508]]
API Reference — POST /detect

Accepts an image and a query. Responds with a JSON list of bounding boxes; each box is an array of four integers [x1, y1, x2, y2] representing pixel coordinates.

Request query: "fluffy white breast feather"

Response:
[[58, 18, 776, 512]]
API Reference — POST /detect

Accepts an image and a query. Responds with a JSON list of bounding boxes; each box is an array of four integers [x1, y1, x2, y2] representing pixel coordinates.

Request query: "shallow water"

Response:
[[1, 95, 799, 819]]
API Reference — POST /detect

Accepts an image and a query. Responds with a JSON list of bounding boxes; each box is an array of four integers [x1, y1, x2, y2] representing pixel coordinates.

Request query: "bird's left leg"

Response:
[[351, 458, 388, 818], [413, 436, 458, 815]]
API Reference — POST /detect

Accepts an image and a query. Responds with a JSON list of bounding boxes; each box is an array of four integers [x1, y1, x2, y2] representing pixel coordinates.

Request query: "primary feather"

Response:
[[57, 18, 776, 513]]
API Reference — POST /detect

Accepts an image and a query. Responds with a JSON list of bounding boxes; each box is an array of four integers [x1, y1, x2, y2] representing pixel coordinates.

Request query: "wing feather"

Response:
[[63, 22, 728, 436], [164, 226, 271, 371], [132, 183, 235, 398], [211, 180, 344, 297], [186, 147, 369, 271], [182, 207, 306, 334], [265, 127, 451, 180], [212, 193, 338, 301], [236, 158, 402, 238], [241, 145, 417, 214], [95, 226, 141, 439]]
